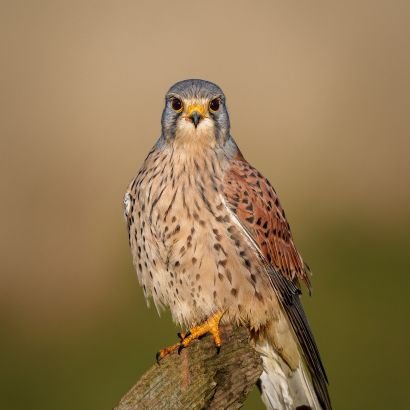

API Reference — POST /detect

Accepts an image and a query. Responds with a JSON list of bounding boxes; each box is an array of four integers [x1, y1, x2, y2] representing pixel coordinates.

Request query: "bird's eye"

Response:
[[209, 98, 220, 112], [171, 98, 183, 112]]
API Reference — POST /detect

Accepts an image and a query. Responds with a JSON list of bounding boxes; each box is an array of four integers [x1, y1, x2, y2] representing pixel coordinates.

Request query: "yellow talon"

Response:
[[156, 342, 181, 363], [156, 311, 224, 362], [180, 311, 224, 352]]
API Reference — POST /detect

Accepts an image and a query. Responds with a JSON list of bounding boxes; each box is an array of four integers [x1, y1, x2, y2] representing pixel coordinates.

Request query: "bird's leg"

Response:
[[178, 311, 224, 354], [156, 311, 224, 362]]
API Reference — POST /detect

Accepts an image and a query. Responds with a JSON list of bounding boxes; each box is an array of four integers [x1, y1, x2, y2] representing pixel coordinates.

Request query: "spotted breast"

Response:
[[125, 140, 280, 333]]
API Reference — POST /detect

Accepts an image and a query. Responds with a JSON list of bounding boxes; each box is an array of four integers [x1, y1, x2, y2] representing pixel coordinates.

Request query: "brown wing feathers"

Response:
[[223, 153, 331, 410], [223, 153, 311, 290]]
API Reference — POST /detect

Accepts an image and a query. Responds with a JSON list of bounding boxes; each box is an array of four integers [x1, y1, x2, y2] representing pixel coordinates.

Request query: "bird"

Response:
[[124, 79, 331, 410]]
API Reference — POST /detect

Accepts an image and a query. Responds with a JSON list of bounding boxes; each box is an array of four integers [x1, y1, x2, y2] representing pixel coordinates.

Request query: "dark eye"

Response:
[[209, 99, 220, 112], [171, 98, 183, 112]]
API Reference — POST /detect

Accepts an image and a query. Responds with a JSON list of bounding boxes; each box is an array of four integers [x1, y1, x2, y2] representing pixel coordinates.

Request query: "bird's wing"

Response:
[[222, 151, 331, 410], [222, 151, 310, 290]]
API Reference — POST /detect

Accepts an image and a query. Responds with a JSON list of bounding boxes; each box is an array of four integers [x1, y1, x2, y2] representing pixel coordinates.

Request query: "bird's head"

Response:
[[161, 79, 230, 148]]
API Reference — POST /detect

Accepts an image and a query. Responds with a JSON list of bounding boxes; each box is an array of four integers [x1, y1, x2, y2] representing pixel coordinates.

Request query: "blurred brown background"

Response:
[[1, 1, 409, 409]]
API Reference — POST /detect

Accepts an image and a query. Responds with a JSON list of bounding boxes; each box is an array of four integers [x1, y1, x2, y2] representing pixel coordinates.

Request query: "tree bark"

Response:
[[114, 325, 263, 410]]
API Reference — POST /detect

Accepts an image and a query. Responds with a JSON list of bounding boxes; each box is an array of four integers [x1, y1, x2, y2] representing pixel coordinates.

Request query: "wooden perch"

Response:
[[114, 325, 263, 410]]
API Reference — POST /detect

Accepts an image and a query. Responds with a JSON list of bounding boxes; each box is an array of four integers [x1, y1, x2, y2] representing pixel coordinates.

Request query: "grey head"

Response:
[[161, 79, 231, 145]]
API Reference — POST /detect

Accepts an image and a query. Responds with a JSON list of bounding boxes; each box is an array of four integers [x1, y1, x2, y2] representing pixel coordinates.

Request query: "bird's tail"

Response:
[[256, 340, 322, 410]]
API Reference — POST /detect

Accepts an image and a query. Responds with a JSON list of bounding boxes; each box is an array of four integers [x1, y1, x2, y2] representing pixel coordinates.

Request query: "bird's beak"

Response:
[[191, 111, 201, 128], [187, 104, 205, 128]]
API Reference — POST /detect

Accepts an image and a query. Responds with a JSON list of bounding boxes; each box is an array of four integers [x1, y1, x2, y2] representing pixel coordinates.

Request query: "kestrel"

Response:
[[124, 79, 331, 409]]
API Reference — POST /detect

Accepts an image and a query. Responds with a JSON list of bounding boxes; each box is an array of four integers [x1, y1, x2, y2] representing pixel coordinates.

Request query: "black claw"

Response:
[[177, 332, 184, 340], [178, 344, 184, 355], [156, 352, 161, 364], [216, 346, 221, 354], [185, 330, 191, 338]]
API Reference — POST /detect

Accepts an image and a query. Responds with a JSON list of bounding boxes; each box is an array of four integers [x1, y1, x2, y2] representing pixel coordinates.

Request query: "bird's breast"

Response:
[[126, 145, 279, 329]]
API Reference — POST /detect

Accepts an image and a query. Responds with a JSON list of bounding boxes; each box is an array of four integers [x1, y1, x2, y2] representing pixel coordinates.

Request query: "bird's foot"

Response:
[[178, 311, 224, 354], [156, 311, 224, 363], [156, 341, 181, 363]]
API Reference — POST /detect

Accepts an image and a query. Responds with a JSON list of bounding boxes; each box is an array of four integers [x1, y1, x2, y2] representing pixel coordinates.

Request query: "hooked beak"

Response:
[[187, 104, 205, 128], [190, 111, 202, 128]]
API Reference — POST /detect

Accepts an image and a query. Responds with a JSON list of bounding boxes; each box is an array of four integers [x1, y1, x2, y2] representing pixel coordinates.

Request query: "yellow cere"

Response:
[[186, 103, 207, 117]]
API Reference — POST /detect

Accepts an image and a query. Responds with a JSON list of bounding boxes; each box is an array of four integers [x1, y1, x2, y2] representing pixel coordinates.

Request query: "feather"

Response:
[[223, 150, 331, 409]]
